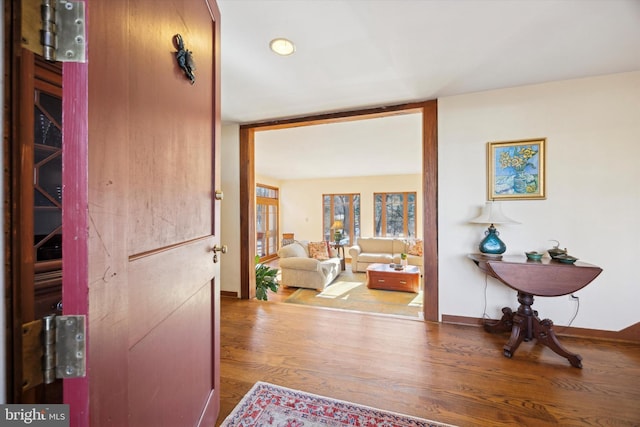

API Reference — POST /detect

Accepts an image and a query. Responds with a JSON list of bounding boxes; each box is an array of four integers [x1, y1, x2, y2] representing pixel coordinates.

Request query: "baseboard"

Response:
[[221, 290, 238, 298], [441, 314, 640, 343]]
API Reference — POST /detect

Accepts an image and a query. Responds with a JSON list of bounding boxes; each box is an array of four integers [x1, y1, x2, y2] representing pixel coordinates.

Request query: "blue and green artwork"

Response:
[[493, 143, 540, 196]]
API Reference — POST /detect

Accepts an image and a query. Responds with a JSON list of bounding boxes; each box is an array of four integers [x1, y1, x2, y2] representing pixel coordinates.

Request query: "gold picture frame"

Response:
[[487, 138, 546, 200]]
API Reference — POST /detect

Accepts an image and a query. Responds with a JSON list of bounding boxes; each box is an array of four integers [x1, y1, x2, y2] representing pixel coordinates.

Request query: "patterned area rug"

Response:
[[220, 382, 456, 427], [284, 269, 423, 318]]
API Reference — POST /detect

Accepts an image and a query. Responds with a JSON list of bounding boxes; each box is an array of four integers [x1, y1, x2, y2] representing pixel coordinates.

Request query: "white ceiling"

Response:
[[217, 0, 640, 180], [255, 112, 423, 180]]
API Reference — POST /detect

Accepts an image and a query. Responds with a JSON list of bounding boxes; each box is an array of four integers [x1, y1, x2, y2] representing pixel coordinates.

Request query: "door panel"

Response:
[[126, 0, 214, 255], [128, 238, 215, 347], [129, 283, 212, 426], [65, 0, 221, 425]]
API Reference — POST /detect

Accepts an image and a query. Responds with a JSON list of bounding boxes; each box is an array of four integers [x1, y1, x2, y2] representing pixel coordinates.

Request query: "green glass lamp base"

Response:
[[479, 224, 506, 255]]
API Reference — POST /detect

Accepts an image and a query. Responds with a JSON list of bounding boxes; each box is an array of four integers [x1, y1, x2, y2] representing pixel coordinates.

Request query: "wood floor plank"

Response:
[[217, 298, 640, 426]]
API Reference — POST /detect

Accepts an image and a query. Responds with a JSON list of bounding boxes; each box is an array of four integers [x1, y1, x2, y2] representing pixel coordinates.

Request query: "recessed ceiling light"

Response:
[[269, 38, 295, 56]]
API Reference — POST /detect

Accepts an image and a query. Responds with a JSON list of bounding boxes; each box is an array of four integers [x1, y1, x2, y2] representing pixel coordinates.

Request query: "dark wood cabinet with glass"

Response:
[[32, 59, 63, 320], [11, 51, 63, 403]]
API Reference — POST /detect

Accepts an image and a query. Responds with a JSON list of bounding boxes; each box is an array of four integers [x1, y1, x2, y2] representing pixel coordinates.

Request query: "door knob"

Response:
[[212, 244, 227, 263], [213, 245, 227, 254], [214, 190, 224, 200]]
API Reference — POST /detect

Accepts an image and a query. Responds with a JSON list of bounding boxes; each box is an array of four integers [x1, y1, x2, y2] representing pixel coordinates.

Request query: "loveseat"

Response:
[[349, 237, 423, 273], [277, 240, 341, 291]]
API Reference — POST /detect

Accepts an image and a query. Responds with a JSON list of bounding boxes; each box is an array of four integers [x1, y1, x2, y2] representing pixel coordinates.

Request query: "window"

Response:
[[256, 184, 279, 261], [374, 192, 416, 237], [322, 194, 360, 245]]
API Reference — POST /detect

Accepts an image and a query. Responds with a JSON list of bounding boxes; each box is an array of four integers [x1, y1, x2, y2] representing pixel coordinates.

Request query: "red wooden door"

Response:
[[62, 1, 221, 425]]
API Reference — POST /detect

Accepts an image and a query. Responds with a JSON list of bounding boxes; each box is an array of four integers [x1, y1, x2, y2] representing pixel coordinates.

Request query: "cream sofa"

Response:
[[349, 237, 423, 273], [277, 240, 341, 291]]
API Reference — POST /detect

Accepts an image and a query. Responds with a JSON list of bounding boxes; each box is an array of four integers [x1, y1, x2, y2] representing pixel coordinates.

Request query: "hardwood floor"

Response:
[[217, 297, 640, 426]]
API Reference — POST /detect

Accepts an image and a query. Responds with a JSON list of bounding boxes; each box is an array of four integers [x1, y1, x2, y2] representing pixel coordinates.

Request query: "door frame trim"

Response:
[[61, 61, 89, 425], [238, 100, 438, 321]]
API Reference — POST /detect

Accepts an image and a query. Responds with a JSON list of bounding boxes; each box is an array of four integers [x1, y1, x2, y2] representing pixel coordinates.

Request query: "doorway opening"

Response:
[[239, 100, 438, 321]]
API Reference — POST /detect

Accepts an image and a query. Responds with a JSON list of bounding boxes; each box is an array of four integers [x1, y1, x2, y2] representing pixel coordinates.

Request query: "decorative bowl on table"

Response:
[[553, 254, 578, 264], [548, 248, 567, 258], [548, 241, 568, 259], [525, 251, 543, 261]]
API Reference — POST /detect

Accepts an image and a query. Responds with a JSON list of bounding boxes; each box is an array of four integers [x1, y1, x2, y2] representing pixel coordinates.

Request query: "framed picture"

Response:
[[487, 138, 546, 200]]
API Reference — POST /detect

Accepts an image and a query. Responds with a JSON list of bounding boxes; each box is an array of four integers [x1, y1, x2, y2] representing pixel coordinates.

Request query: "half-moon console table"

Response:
[[468, 254, 603, 368]]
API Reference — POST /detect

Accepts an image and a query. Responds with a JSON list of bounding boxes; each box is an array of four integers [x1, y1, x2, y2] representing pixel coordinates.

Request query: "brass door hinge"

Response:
[[22, 315, 86, 392], [22, 0, 86, 62]]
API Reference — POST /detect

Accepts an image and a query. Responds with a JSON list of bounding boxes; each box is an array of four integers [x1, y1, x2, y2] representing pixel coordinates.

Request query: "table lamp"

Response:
[[331, 220, 343, 244], [470, 201, 519, 255]]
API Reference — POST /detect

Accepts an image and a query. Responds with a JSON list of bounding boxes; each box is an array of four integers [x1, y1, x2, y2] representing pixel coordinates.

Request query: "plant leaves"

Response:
[[255, 259, 279, 301]]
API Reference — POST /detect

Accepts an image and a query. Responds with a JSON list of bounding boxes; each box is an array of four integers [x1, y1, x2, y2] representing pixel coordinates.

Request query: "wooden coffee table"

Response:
[[366, 263, 420, 293]]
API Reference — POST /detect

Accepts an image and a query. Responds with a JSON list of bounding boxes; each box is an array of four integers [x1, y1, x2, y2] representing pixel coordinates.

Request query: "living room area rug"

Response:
[[220, 381, 456, 427], [284, 269, 423, 319]]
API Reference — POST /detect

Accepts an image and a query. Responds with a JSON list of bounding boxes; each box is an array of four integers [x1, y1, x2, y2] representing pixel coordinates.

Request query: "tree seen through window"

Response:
[[374, 192, 416, 237], [323, 194, 360, 245]]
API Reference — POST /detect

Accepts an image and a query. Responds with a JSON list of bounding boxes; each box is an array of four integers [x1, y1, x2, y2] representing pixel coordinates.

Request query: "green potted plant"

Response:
[[400, 252, 408, 267], [255, 255, 279, 301]]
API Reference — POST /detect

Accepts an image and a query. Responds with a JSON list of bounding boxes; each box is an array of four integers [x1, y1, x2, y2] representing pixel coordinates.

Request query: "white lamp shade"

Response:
[[470, 201, 520, 225]]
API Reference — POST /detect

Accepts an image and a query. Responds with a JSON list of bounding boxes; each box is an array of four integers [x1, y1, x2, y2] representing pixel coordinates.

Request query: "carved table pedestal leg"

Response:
[[534, 317, 583, 368], [485, 292, 583, 368], [483, 307, 514, 334]]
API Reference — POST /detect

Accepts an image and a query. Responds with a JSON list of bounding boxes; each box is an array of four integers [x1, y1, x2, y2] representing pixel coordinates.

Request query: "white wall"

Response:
[[438, 71, 640, 331], [220, 124, 241, 293], [255, 174, 280, 188], [280, 174, 422, 245], [221, 71, 640, 332], [219, 127, 289, 294]]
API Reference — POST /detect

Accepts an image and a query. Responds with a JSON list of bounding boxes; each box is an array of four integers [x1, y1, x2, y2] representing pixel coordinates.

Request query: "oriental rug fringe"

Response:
[[220, 381, 456, 427]]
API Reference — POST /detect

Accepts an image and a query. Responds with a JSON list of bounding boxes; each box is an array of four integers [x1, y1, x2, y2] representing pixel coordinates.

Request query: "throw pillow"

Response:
[[308, 241, 330, 260], [277, 241, 307, 259], [407, 239, 423, 256]]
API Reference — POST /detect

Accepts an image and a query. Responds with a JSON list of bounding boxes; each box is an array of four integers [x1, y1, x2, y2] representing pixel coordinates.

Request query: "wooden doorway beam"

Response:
[[239, 127, 256, 299]]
